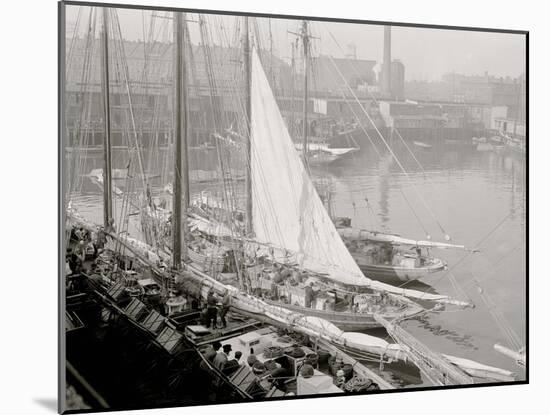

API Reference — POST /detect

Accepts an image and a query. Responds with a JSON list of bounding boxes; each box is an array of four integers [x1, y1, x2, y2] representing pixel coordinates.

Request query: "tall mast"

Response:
[[301, 20, 310, 165], [382, 26, 392, 98], [100, 7, 113, 230], [244, 16, 253, 236], [290, 42, 296, 138], [172, 11, 190, 269]]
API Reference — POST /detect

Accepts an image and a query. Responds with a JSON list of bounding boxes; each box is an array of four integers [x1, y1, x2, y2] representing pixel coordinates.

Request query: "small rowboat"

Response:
[[352, 252, 447, 283], [413, 141, 432, 150], [335, 220, 458, 284], [294, 142, 360, 165]]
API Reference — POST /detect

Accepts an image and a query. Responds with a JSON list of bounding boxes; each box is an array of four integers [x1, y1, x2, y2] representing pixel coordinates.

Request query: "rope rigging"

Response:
[[322, 25, 453, 242]]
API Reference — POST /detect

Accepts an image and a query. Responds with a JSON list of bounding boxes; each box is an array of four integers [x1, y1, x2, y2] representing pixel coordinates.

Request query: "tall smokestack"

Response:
[[382, 25, 392, 97]]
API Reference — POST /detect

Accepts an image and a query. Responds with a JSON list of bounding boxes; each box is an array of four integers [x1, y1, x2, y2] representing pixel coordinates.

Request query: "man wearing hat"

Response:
[[213, 344, 232, 370], [223, 351, 243, 376], [304, 282, 315, 308], [219, 289, 231, 329]]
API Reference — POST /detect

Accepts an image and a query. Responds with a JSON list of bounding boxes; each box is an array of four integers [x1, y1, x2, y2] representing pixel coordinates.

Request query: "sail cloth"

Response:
[[249, 49, 456, 303], [250, 49, 367, 287]]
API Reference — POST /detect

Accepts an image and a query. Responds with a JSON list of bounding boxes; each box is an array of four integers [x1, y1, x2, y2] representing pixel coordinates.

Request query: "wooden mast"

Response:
[[244, 17, 253, 236], [290, 42, 296, 138], [172, 11, 190, 269], [301, 20, 310, 166], [100, 7, 113, 230]]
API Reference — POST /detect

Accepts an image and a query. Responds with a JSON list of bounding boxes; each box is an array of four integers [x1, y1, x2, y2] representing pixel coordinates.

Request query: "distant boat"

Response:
[[502, 134, 526, 155], [334, 218, 459, 283], [413, 141, 432, 150], [489, 135, 505, 145], [294, 142, 359, 165], [472, 136, 487, 144]]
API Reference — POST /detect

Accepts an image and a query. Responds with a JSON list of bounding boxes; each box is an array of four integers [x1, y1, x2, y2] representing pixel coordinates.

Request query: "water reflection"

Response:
[[413, 314, 478, 351]]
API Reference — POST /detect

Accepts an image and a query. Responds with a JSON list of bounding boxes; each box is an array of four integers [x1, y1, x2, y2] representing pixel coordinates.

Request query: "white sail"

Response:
[[250, 49, 367, 286], [249, 49, 462, 304]]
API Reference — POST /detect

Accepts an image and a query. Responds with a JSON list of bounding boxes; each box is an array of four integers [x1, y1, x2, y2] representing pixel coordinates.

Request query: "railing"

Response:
[[374, 315, 473, 386]]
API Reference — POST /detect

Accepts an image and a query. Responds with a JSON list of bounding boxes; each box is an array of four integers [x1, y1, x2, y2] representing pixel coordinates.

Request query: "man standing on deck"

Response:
[[219, 289, 231, 329], [304, 282, 315, 308], [199, 305, 210, 327], [206, 290, 218, 329]]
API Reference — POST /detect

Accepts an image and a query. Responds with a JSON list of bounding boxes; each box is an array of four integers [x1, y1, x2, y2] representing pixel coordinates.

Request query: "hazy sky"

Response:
[[66, 5, 526, 81]]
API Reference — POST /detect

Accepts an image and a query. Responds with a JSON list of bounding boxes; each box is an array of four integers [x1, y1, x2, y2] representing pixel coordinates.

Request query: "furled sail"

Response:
[[249, 49, 461, 304], [337, 227, 469, 250]]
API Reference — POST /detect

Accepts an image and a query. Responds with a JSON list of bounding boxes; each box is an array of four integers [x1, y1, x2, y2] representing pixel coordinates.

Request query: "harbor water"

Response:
[[67, 137, 526, 385]]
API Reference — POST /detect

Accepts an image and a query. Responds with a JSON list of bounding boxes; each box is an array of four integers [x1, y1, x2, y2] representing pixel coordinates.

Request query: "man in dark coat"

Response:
[[206, 290, 218, 329], [223, 351, 242, 376], [219, 290, 231, 328], [304, 282, 315, 308]]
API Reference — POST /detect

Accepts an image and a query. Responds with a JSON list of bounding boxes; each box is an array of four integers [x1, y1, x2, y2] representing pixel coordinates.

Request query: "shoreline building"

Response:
[[65, 33, 524, 148], [404, 72, 526, 138]]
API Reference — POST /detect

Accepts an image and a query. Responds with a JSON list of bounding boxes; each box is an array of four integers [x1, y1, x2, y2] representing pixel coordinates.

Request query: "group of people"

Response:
[[200, 342, 291, 391], [200, 289, 231, 329], [200, 341, 243, 376], [66, 226, 106, 275]]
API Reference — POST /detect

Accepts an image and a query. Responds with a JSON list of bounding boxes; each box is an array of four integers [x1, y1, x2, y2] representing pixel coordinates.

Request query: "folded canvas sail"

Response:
[[188, 213, 235, 238], [337, 227, 468, 250], [249, 49, 460, 304]]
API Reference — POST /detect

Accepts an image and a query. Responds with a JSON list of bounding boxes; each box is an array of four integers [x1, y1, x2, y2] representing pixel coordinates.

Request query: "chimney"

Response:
[[382, 26, 392, 97], [346, 43, 357, 60]]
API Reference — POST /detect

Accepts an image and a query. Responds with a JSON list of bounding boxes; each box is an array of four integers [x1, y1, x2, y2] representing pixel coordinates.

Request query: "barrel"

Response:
[[284, 346, 305, 358]]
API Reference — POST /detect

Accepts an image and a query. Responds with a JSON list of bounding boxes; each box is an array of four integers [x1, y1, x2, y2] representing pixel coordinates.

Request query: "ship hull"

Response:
[[264, 300, 424, 331], [356, 261, 446, 283]]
